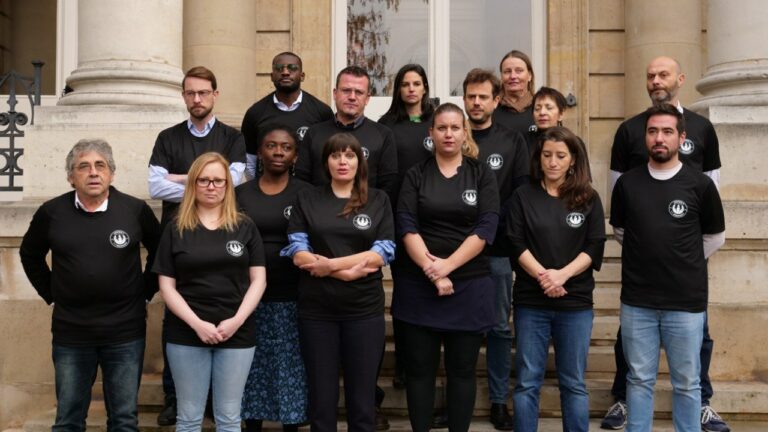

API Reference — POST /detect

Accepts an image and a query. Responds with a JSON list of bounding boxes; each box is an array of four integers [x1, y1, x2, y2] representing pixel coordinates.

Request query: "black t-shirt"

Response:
[[149, 121, 246, 225], [295, 117, 398, 197], [610, 108, 721, 173], [19, 188, 161, 346], [492, 104, 535, 136], [235, 177, 312, 302], [610, 165, 725, 312], [506, 183, 606, 310], [397, 157, 500, 279], [240, 91, 334, 155], [378, 113, 434, 206], [287, 185, 395, 320], [152, 219, 265, 347]]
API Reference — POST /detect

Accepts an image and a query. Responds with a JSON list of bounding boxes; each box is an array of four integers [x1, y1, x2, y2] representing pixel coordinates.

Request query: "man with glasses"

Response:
[[241, 52, 333, 179], [147, 65, 246, 425]]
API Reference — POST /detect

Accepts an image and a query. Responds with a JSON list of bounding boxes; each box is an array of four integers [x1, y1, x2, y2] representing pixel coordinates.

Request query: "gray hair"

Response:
[[65, 138, 117, 177]]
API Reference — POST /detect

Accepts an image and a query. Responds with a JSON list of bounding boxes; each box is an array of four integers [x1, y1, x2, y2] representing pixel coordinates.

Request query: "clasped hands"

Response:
[[423, 252, 455, 297], [537, 268, 569, 298], [194, 317, 242, 345]]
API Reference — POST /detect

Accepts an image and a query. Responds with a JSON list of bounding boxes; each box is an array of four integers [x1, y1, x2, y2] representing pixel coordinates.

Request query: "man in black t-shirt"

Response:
[[241, 52, 333, 178], [147, 66, 246, 424], [610, 105, 725, 432], [20, 139, 160, 432], [462, 68, 528, 431], [602, 57, 729, 432]]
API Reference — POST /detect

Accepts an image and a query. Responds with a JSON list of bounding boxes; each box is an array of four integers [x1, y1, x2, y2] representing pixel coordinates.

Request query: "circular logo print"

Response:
[[668, 200, 688, 218], [461, 189, 478, 206], [296, 126, 309, 140], [352, 214, 372, 230], [109, 230, 130, 248], [565, 212, 586, 228], [226, 240, 245, 257], [423, 136, 434, 151], [361, 147, 370, 160], [528, 124, 538, 133], [680, 138, 695, 155], [283, 205, 293, 220], [487, 153, 504, 170]]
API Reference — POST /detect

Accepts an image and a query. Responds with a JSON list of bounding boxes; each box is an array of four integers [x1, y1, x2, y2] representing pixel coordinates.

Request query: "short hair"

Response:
[[645, 103, 686, 134], [335, 65, 371, 90], [65, 138, 116, 177], [533, 87, 568, 114], [462, 68, 501, 97], [182, 66, 217, 91], [499, 50, 535, 94], [272, 51, 303, 69], [256, 123, 300, 154], [431, 103, 479, 159]]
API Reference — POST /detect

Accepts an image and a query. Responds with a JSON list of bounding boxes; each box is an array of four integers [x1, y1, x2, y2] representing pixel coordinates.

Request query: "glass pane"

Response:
[[449, 0, 532, 96], [347, 0, 429, 96]]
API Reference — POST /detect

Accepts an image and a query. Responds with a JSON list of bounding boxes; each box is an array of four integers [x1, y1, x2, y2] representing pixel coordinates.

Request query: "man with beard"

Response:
[[610, 104, 725, 432], [147, 66, 246, 424], [602, 57, 729, 432], [462, 68, 528, 431], [241, 52, 333, 178]]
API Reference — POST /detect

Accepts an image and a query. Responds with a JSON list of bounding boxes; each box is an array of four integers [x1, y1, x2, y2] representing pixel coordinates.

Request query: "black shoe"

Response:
[[157, 395, 177, 426], [489, 403, 514, 431], [431, 410, 448, 429], [375, 407, 390, 431]]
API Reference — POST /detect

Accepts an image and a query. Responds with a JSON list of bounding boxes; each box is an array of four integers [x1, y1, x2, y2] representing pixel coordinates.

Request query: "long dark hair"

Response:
[[531, 126, 595, 211], [381, 64, 434, 123], [322, 133, 369, 217]]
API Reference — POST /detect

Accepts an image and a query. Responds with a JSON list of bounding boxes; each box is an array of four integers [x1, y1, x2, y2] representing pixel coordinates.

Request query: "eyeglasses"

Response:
[[273, 63, 300, 72], [183, 90, 214, 99], [195, 178, 227, 188]]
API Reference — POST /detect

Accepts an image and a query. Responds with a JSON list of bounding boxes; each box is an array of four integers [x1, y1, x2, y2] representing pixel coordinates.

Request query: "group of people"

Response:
[[18, 49, 729, 432]]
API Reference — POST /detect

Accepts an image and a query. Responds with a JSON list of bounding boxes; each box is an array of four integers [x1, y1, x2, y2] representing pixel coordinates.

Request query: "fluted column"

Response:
[[58, 0, 184, 106], [623, 0, 702, 115]]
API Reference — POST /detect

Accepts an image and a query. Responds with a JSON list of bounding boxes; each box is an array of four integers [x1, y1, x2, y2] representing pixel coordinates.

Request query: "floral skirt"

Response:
[[241, 301, 308, 424]]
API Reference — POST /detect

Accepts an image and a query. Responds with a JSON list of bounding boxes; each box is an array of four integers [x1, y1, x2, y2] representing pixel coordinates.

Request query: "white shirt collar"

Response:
[[273, 91, 303, 112], [187, 116, 217, 137], [675, 100, 684, 114], [74, 192, 109, 212], [647, 162, 683, 180]]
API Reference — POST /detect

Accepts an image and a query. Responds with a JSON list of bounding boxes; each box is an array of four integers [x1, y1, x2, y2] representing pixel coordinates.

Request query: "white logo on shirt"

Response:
[[296, 126, 309, 140], [528, 124, 538, 132], [283, 205, 292, 220], [487, 153, 504, 170], [352, 214, 372, 230], [362, 147, 370, 160], [226, 240, 245, 257], [668, 200, 688, 218], [680, 138, 695, 155], [423, 137, 434, 151], [462, 189, 478, 206], [565, 212, 585, 228], [109, 230, 130, 248]]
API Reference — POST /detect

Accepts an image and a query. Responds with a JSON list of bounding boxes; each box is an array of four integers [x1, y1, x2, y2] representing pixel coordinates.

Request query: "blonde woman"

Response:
[[153, 152, 266, 432]]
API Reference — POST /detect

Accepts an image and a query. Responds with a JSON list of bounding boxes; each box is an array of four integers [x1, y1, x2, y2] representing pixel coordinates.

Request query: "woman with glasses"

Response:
[[153, 152, 266, 432]]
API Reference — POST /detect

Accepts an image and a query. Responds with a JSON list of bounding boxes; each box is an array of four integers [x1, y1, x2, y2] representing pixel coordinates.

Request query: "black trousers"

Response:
[[397, 319, 483, 432], [299, 315, 385, 432]]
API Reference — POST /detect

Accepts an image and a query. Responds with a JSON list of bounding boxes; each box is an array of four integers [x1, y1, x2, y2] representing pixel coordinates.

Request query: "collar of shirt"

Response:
[[676, 101, 684, 114], [74, 193, 108, 212], [273, 91, 303, 112], [187, 116, 216, 138], [334, 114, 366, 130], [647, 162, 683, 181]]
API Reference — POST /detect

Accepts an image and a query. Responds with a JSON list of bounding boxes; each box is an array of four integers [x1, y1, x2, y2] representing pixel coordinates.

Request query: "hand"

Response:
[[537, 268, 570, 291], [423, 252, 453, 281], [543, 285, 568, 298], [216, 317, 243, 342], [434, 277, 454, 296], [336, 259, 378, 281], [166, 174, 187, 184], [300, 254, 336, 277], [193, 320, 223, 345]]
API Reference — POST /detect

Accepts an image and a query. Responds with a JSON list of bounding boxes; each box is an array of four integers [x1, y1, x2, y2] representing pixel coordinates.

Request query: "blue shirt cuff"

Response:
[[280, 232, 313, 258], [371, 240, 396, 265]]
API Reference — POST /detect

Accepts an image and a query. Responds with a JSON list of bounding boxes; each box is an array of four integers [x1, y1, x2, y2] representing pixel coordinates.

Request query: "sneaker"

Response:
[[600, 401, 627, 430], [701, 405, 731, 432]]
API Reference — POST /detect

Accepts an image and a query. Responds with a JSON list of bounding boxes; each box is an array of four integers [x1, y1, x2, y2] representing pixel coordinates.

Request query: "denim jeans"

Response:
[[166, 343, 255, 432], [52, 338, 145, 432], [513, 307, 593, 432], [487, 256, 514, 404], [620, 303, 705, 432]]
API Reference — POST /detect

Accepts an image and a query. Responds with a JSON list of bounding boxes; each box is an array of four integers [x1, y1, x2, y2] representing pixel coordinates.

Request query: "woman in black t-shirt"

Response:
[[236, 125, 311, 432], [281, 133, 395, 432], [493, 50, 536, 135], [526, 86, 568, 157], [505, 126, 605, 432], [393, 103, 500, 432], [153, 152, 266, 432]]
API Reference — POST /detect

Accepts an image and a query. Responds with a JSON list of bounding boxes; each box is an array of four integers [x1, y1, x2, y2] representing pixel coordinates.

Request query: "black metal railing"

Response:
[[0, 60, 43, 192]]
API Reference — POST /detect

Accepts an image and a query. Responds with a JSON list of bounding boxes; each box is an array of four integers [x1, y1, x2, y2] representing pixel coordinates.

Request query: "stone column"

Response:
[[623, 0, 702, 115], [183, 0, 258, 127], [58, 0, 184, 106]]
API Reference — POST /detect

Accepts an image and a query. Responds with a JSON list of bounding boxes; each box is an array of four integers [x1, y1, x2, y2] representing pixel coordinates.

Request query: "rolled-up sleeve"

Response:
[[279, 232, 313, 258], [371, 239, 396, 264]]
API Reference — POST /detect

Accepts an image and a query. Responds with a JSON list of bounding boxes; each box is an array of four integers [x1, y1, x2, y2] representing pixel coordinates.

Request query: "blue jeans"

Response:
[[52, 338, 145, 432], [166, 343, 255, 432], [487, 256, 514, 404], [513, 307, 593, 432], [620, 303, 705, 432]]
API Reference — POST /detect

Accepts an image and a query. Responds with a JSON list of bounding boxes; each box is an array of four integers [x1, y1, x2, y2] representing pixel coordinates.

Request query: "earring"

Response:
[[289, 164, 295, 177], [568, 167, 574, 176], [256, 157, 264, 175]]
